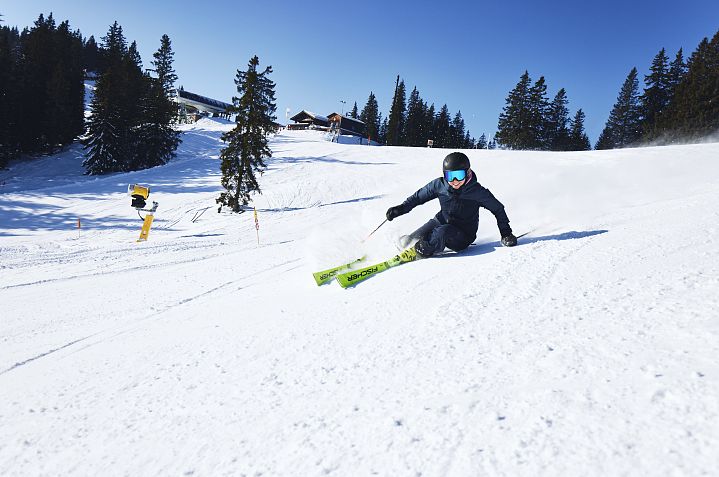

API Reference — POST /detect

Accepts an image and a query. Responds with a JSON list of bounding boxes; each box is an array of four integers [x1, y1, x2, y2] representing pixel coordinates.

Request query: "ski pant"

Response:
[[410, 219, 473, 256]]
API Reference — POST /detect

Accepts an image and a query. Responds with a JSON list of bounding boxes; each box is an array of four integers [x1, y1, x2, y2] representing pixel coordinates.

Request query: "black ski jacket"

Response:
[[400, 170, 512, 241]]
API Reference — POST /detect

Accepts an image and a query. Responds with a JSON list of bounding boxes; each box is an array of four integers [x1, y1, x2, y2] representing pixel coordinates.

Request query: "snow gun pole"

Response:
[[362, 219, 387, 243]]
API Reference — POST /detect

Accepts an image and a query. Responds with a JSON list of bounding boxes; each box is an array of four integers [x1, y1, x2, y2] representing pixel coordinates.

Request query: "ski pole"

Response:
[[362, 219, 387, 243]]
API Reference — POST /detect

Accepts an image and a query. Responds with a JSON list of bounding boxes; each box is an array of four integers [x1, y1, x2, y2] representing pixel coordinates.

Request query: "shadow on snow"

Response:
[[436, 229, 610, 259]]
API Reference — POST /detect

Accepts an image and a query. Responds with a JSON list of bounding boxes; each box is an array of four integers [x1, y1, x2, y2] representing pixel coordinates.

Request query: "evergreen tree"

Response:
[[134, 34, 181, 170], [404, 86, 425, 146], [449, 110, 466, 148], [463, 130, 474, 149], [487, 137, 497, 149], [83, 35, 100, 73], [656, 31, 719, 141], [569, 109, 591, 151], [360, 91, 380, 142], [424, 103, 436, 146], [667, 48, 688, 96], [545, 88, 571, 150], [83, 22, 136, 174], [595, 67, 642, 149], [17, 14, 56, 152], [386, 76, 406, 146], [527, 76, 550, 150], [476, 133, 488, 149], [378, 116, 388, 144], [640, 48, 671, 137], [45, 21, 84, 152], [433, 104, 451, 148], [217, 55, 277, 212], [496, 71, 533, 149], [350, 101, 358, 119], [0, 24, 20, 166]]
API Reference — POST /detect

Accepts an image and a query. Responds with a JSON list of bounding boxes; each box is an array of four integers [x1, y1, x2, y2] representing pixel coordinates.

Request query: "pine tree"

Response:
[[595, 67, 642, 149], [217, 55, 277, 212], [569, 109, 591, 151], [386, 76, 406, 146], [133, 34, 181, 170], [360, 91, 380, 142], [350, 101, 359, 119], [656, 31, 719, 141], [0, 23, 20, 166], [667, 48, 688, 96], [463, 131, 474, 149], [496, 71, 533, 150], [404, 86, 425, 146], [640, 48, 671, 138], [424, 103, 435, 147], [449, 110, 466, 148], [45, 21, 84, 152], [83, 22, 136, 174], [17, 13, 56, 152], [433, 104, 451, 148], [527, 76, 550, 150], [546, 88, 571, 150], [476, 133, 488, 149], [378, 116, 388, 144], [83, 35, 100, 73]]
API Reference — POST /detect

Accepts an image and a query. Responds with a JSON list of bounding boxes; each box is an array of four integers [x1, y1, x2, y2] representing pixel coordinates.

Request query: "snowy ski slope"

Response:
[[1, 119, 718, 476]]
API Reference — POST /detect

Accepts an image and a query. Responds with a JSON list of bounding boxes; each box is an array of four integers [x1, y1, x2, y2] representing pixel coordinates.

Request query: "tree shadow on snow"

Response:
[[436, 229, 609, 259]]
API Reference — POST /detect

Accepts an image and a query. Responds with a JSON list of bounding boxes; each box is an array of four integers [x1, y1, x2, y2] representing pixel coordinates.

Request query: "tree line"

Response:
[[495, 27, 719, 151], [495, 72, 591, 151], [1, 13, 85, 168], [0, 13, 180, 173], [353, 75, 493, 149], [597, 28, 719, 149], [83, 22, 180, 174]]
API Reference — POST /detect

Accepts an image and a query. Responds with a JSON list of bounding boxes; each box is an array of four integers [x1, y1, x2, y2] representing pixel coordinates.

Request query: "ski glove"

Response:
[[501, 233, 517, 247], [386, 204, 408, 221]]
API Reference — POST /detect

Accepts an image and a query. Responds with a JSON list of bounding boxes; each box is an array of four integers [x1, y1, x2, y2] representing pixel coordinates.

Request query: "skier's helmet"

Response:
[[442, 152, 470, 182], [443, 152, 470, 172]]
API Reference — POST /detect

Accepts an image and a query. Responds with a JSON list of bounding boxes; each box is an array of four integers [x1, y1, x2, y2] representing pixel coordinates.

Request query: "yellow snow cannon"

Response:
[[128, 183, 150, 209]]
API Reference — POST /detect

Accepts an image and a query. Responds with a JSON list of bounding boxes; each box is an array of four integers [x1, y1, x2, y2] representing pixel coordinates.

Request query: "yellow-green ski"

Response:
[[336, 247, 418, 288], [312, 256, 366, 286]]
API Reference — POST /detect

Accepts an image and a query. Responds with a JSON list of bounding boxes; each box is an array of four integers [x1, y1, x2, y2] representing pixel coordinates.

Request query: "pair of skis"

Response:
[[313, 230, 532, 288], [312, 247, 418, 288]]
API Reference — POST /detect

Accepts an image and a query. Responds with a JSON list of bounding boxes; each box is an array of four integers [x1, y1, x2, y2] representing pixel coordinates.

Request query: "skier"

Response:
[[385, 151, 517, 258]]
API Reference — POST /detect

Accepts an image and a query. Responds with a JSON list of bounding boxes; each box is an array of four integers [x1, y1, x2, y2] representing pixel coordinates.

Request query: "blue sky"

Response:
[[2, 1, 717, 144]]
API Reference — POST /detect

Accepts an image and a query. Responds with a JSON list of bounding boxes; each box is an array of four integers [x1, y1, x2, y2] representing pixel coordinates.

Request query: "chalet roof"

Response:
[[327, 112, 365, 125], [290, 110, 329, 123]]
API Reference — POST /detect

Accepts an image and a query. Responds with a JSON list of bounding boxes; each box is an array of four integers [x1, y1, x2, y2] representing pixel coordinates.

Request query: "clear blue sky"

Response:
[[3, 1, 717, 144]]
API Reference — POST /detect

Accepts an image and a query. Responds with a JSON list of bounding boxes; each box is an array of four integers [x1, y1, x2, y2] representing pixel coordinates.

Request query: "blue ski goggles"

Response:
[[444, 169, 467, 182]]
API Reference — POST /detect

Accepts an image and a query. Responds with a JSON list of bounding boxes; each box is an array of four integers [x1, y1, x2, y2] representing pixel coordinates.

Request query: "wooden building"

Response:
[[327, 113, 365, 137], [287, 110, 330, 130]]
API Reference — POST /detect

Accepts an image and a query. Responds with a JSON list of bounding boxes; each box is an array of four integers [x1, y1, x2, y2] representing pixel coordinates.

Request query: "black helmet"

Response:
[[443, 152, 470, 172]]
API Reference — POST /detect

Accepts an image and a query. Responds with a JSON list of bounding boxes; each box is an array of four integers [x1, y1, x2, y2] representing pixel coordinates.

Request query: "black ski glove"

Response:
[[386, 204, 407, 221], [501, 233, 517, 247]]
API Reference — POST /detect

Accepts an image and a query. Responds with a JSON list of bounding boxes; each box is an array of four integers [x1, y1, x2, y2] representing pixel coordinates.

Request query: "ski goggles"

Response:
[[444, 169, 467, 182]]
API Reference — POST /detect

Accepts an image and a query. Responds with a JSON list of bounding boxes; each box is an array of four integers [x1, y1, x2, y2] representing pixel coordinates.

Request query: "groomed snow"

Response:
[[1, 120, 718, 476]]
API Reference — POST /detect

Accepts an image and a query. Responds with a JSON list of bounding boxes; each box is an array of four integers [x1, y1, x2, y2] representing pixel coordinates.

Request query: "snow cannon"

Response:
[[128, 183, 150, 209]]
